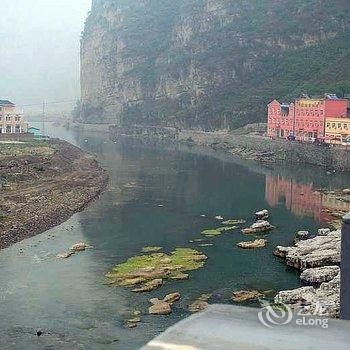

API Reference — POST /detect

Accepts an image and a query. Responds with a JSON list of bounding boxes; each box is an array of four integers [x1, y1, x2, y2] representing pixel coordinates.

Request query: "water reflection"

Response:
[[266, 174, 350, 222]]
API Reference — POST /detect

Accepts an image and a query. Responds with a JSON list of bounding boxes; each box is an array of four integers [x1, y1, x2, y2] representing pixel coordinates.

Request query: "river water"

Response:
[[1, 123, 350, 349]]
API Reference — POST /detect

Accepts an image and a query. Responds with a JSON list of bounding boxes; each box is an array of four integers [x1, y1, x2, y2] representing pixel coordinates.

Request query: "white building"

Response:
[[0, 100, 28, 134]]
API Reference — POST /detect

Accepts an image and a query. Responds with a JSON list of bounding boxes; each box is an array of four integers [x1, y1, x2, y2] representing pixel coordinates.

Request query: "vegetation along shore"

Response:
[[0, 139, 108, 249]]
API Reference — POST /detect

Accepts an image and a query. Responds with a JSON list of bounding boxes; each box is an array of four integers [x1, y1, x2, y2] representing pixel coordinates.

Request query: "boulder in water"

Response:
[[242, 221, 274, 234], [255, 209, 269, 220], [132, 278, 163, 293], [237, 239, 267, 249], [300, 266, 340, 285], [318, 228, 331, 236], [170, 273, 189, 280], [70, 242, 91, 252], [231, 290, 264, 302], [188, 300, 209, 313], [163, 292, 181, 305], [294, 230, 311, 243], [275, 273, 340, 318], [188, 294, 211, 313], [273, 246, 292, 258], [57, 251, 75, 259], [149, 301, 172, 315], [285, 230, 341, 270]]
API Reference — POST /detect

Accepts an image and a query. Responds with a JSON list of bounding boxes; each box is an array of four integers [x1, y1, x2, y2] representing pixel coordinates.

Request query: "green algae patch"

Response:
[[106, 248, 207, 288], [201, 229, 221, 237], [190, 238, 206, 243], [142, 246, 162, 253], [217, 226, 237, 232], [202, 226, 237, 236], [222, 219, 246, 225]]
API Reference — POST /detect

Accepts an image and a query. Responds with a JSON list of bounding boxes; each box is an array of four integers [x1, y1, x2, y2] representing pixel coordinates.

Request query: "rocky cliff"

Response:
[[80, 0, 350, 130]]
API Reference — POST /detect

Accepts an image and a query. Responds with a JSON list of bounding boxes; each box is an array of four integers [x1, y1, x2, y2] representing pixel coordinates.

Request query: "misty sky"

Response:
[[0, 0, 91, 115]]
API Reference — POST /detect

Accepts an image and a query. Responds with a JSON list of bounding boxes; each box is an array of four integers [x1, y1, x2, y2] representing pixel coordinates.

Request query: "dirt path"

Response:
[[0, 139, 108, 249]]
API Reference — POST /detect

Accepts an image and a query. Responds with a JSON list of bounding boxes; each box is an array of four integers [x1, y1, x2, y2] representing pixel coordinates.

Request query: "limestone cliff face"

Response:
[[81, 0, 350, 129]]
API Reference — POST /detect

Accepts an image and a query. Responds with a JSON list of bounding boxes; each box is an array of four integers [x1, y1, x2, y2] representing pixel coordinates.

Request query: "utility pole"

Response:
[[341, 213, 350, 320], [42, 101, 46, 138]]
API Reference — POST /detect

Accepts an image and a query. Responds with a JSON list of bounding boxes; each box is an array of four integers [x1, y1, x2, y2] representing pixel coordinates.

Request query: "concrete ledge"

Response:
[[141, 305, 350, 350]]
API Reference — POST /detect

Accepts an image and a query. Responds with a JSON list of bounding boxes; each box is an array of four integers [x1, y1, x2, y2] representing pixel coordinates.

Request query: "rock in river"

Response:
[[273, 246, 292, 258], [149, 301, 172, 315], [317, 228, 331, 236], [57, 251, 75, 259], [170, 273, 189, 280], [142, 246, 162, 253], [106, 248, 207, 289], [188, 300, 209, 313], [163, 292, 181, 305], [148, 293, 181, 315], [242, 220, 274, 234], [188, 294, 211, 313], [300, 266, 340, 285], [275, 273, 340, 318], [124, 317, 141, 328], [237, 239, 267, 249], [294, 230, 311, 243], [255, 209, 269, 220], [231, 290, 264, 302], [222, 219, 246, 225], [274, 228, 341, 317], [70, 242, 91, 252], [57, 242, 92, 259], [283, 230, 341, 270], [201, 229, 222, 237], [132, 279, 163, 293]]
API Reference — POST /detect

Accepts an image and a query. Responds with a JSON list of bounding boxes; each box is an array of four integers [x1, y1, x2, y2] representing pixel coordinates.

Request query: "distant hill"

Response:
[[81, 0, 350, 130]]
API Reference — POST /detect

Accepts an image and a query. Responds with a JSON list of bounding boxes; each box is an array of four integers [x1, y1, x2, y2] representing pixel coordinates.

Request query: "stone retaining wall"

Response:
[[179, 131, 350, 171], [108, 125, 350, 171]]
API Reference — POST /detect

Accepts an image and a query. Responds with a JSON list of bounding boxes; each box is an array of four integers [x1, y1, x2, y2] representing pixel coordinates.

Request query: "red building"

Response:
[[267, 94, 348, 142]]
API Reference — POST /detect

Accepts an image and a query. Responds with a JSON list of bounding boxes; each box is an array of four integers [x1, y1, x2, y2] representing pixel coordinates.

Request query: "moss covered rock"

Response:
[[217, 226, 237, 232], [201, 229, 221, 237], [142, 246, 162, 253], [106, 248, 207, 289], [222, 219, 246, 225]]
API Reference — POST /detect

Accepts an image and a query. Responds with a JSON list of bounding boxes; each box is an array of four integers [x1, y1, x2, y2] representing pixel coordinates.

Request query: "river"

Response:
[[1, 123, 349, 349]]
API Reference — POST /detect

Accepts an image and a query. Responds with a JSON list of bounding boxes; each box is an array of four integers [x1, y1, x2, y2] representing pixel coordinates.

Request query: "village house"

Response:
[[0, 100, 28, 134], [267, 94, 349, 145]]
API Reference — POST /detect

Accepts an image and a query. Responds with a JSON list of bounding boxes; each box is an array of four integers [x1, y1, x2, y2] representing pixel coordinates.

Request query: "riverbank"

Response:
[[108, 124, 350, 171], [178, 130, 350, 172], [273, 228, 341, 317], [0, 139, 108, 249]]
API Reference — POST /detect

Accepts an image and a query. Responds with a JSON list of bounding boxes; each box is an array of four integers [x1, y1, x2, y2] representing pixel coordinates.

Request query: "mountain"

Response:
[[80, 0, 350, 130]]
